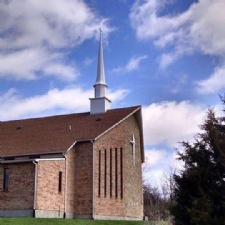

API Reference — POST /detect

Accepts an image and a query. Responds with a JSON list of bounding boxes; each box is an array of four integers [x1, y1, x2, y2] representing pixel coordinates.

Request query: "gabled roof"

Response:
[[0, 106, 144, 160]]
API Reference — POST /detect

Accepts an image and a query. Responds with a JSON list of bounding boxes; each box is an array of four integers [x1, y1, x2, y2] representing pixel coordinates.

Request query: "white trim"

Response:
[[66, 139, 94, 153], [0, 157, 65, 164], [95, 107, 141, 141], [66, 141, 77, 153], [34, 158, 65, 162]]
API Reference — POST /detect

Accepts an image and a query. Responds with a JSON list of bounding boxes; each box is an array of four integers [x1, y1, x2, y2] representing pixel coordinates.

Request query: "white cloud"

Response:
[[144, 149, 167, 167], [143, 147, 185, 187], [0, 0, 112, 81], [142, 101, 206, 146], [0, 48, 49, 80], [0, 0, 111, 49], [143, 148, 177, 187], [43, 62, 80, 81], [0, 48, 80, 81], [130, 0, 225, 67], [158, 52, 180, 70], [112, 55, 148, 74], [0, 87, 128, 121], [83, 57, 95, 66], [197, 65, 225, 94], [108, 89, 129, 105], [169, 150, 184, 171], [142, 100, 224, 187]]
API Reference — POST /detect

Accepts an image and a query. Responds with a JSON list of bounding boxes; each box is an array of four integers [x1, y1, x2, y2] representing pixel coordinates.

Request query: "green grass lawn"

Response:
[[0, 218, 148, 225]]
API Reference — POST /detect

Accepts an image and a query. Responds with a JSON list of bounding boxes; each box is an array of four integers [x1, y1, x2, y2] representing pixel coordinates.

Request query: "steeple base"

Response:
[[90, 97, 111, 115]]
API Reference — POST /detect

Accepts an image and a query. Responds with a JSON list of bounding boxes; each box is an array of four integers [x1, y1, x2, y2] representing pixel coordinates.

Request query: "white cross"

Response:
[[130, 133, 136, 165]]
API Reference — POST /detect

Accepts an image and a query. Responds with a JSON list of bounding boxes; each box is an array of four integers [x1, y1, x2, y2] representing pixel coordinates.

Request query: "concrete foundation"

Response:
[[35, 210, 64, 218], [74, 214, 93, 219], [64, 212, 74, 219], [0, 210, 33, 218], [93, 215, 143, 221]]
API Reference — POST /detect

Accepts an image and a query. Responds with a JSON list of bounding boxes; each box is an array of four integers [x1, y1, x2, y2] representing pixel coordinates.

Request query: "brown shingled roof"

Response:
[[0, 106, 141, 157]]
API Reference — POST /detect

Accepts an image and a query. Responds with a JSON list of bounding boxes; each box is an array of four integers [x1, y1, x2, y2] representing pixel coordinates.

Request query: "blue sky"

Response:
[[1, 0, 225, 186]]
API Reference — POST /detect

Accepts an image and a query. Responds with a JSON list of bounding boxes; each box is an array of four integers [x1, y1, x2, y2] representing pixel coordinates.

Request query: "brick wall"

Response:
[[124, 115, 143, 219], [65, 141, 93, 216], [93, 113, 143, 219], [94, 119, 126, 217], [65, 148, 76, 213], [36, 160, 65, 212], [0, 162, 35, 210], [74, 142, 93, 215]]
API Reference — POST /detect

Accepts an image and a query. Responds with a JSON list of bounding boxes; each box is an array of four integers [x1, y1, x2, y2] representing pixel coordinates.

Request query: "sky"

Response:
[[1, 0, 225, 187]]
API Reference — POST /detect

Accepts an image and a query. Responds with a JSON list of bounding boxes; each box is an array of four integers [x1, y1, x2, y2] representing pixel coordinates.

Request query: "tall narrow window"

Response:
[[98, 150, 101, 196], [120, 147, 123, 199], [3, 168, 9, 191], [104, 149, 107, 197], [58, 171, 62, 193], [115, 148, 118, 198], [110, 148, 112, 198]]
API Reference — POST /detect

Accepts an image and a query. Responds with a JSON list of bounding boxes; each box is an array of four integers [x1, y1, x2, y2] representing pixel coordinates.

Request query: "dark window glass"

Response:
[[120, 147, 123, 199], [110, 148, 112, 197], [104, 150, 107, 197], [58, 171, 62, 193], [115, 148, 118, 198], [98, 150, 101, 196], [3, 168, 9, 190]]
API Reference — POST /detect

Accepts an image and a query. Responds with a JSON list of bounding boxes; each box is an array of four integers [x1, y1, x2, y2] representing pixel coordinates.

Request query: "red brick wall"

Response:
[[94, 120, 125, 217], [93, 114, 143, 219], [36, 160, 65, 212], [65, 148, 76, 213], [74, 142, 93, 215], [65, 142, 93, 216], [0, 163, 35, 210], [124, 115, 143, 219]]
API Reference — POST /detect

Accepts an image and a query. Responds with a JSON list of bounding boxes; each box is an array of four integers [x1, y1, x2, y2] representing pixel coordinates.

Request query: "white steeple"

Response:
[[90, 29, 111, 114], [94, 29, 107, 97]]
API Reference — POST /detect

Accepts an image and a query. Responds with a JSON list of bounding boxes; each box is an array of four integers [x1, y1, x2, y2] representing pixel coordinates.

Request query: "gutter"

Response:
[[1, 150, 65, 159], [0, 159, 36, 164], [0, 158, 65, 164]]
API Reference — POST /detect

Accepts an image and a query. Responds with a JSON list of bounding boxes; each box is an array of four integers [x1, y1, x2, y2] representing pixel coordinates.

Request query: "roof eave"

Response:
[[0, 150, 65, 159]]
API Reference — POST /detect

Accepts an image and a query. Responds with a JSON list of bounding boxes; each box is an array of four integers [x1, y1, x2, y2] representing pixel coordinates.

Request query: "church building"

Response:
[[0, 33, 144, 220]]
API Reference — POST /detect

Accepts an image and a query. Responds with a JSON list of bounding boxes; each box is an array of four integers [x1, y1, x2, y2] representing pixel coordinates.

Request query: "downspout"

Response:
[[92, 140, 95, 220], [63, 153, 67, 219], [33, 161, 38, 218]]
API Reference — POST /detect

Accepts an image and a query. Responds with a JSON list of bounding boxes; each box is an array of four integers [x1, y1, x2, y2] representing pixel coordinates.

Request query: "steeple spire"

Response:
[[94, 28, 107, 98], [90, 29, 111, 114]]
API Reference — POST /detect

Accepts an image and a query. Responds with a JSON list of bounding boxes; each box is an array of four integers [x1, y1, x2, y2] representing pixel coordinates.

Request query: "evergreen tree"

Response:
[[171, 97, 225, 225]]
